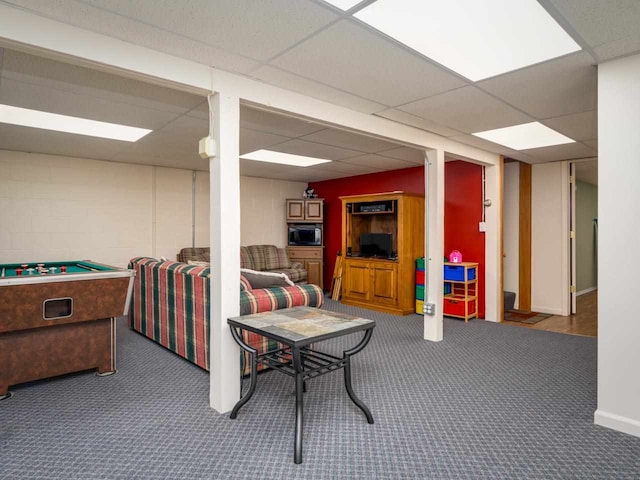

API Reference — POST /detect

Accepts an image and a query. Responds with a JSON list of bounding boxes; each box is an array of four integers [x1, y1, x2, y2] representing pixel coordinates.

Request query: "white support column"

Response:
[[424, 149, 445, 341], [483, 163, 502, 322], [208, 91, 241, 413]]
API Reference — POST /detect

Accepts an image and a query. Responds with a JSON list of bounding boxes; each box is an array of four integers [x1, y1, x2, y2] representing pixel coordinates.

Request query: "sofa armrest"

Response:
[[290, 261, 304, 270], [240, 284, 323, 315]]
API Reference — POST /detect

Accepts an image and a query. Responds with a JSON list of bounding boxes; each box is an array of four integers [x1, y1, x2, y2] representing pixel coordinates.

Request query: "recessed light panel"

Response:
[[472, 122, 575, 150], [0, 104, 151, 141], [323, 0, 362, 11], [240, 149, 332, 167], [355, 0, 581, 81]]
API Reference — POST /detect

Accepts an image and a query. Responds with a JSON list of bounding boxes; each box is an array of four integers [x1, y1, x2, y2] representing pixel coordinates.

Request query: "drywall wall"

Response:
[[154, 167, 194, 261], [531, 161, 569, 315], [503, 162, 520, 307], [239, 176, 307, 247], [576, 180, 598, 293], [194, 170, 210, 247], [595, 53, 640, 438], [444, 161, 486, 319]]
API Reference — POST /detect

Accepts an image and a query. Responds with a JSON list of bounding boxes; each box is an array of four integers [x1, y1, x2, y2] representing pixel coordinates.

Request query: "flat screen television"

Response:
[[360, 233, 393, 258]]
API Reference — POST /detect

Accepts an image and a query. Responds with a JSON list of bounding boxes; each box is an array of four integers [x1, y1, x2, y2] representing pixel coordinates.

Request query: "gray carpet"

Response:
[[1, 299, 639, 479]]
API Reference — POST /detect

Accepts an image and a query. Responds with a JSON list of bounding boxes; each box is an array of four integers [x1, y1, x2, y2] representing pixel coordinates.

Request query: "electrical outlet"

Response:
[[478, 221, 487, 232], [424, 303, 436, 315]]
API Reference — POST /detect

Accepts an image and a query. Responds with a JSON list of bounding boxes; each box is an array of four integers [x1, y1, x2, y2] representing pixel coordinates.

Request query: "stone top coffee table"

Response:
[[227, 306, 375, 464]]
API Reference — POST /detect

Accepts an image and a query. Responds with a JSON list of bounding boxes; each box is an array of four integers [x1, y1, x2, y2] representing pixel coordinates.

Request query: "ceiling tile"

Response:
[[548, 0, 640, 50], [270, 20, 466, 107], [593, 37, 640, 62], [240, 107, 326, 138], [250, 65, 386, 114], [1, 49, 205, 113], [584, 139, 598, 150], [399, 86, 533, 134], [375, 109, 462, 137], [2, 0, 261, 73], [340, 153, 417, 170], [541, 110, 597, 141], [75, 0, 339, 61], [300, 128, 401, 153], [239, 128, 291, 155], [0, 77, 181, 130], [520, 142, 596, 162], [312, 161, 380, 175], [0, 124, 127, 161], [112, 150, 209, 171], [156, 115, 209, 138], [478, 52, 596, 119], [267, 139, 363, 160], [447, 134, 524, 157], [378, 147, 426, 164]]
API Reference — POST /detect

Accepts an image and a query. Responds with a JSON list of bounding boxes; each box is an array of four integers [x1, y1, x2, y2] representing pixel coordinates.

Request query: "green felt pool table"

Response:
[[0, 260, 135, 399]]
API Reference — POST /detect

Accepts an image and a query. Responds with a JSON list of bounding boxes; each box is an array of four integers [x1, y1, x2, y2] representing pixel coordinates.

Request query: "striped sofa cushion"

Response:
[[239, 284, 323, 315], [128, 257, 323, 375]]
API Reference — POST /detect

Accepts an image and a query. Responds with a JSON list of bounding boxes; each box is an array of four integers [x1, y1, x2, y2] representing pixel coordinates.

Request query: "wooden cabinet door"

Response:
[[305, 259, 323, 289], [286, 200, 305, 222], [304, 199, 323, 221], [343, 261, 370, 301], [371, 262, 397, 306]]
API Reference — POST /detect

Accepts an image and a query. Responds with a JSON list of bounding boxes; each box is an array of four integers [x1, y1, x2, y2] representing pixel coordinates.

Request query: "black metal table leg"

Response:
[[293, 347, 304, 464], [343, 329, 374, 424], [229, 326, 258, 419]]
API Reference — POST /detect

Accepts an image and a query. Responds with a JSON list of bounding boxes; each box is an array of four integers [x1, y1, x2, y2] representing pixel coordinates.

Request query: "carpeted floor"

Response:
[[503, 310, 553, 324], [1, 299, 639, 479]]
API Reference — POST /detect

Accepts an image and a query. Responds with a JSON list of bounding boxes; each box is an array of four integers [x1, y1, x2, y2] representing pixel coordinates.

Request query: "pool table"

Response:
[[0, 260, 135, 399]]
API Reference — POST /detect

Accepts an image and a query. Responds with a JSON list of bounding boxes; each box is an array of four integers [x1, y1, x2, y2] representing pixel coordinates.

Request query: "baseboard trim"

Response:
[[577, 287, 597, 296], [594, 409, 640, 438], [530, 306, 563, 315]]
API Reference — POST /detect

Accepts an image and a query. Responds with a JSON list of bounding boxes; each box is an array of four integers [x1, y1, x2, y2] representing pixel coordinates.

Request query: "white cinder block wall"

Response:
[[0, 150, 308, 267], [240, 176, 307, 246]]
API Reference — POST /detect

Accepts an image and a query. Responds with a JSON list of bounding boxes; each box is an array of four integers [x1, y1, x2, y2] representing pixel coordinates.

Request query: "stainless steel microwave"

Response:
[[288, 224, 322, 246]]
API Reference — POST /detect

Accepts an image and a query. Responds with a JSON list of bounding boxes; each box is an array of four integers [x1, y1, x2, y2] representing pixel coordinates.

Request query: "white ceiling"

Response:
[[2, 0, 638, 178]]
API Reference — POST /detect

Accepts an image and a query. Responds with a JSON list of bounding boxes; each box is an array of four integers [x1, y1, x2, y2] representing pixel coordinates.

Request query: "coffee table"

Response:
[[227, 306, 375, 464]]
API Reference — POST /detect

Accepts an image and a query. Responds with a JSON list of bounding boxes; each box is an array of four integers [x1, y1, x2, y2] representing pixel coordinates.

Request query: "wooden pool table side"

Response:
[[0, 265, 134, 397]]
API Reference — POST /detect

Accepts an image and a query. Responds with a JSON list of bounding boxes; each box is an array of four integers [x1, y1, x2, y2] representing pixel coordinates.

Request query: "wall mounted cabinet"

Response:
[[286, 199, 323, 223]]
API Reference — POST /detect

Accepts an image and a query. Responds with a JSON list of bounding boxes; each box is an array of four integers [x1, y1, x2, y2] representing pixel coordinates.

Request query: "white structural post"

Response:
[[595, 53, 640, 438], [208, 91, 241, 413], [424, 149, 444, 341], [482, 163, 502, 322]]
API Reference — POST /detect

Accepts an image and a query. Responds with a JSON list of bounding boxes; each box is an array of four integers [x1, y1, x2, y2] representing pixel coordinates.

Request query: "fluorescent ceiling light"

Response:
[[324, 0, 362, 10], [355, 0, 581, 81], [240, 149, 332, 167], [472, 122, 575, 150], [0, 104, 151, 141]]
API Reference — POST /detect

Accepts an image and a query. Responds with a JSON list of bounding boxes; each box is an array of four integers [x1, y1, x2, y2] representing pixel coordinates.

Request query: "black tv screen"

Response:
[[360, 233, 392, 258]]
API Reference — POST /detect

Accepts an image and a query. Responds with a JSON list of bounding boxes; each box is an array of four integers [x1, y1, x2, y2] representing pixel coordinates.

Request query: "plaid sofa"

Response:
[[177, 245, 308, 283], [128, 257, 323, 374]]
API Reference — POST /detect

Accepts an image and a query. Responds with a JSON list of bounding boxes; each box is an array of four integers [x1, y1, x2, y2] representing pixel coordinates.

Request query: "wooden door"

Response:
[[371, 262, 397, 306], [343, 261, 370, 301], [305, 259, 323, 289]]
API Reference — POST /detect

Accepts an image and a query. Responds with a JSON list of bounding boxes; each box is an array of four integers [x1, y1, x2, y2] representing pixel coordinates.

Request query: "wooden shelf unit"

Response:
[[340, 192, 424, 315], [443, 262, 478, 322], [287, 246, 324, 289]]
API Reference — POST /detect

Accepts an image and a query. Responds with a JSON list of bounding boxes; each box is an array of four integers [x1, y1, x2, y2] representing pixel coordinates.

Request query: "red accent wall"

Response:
[[445, 161, 485, 318], [310, 166, 424, 289], [311, 161, 485, 319]]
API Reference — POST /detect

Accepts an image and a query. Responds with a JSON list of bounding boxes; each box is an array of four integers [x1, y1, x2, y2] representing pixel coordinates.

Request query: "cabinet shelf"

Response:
[[443, 262, 478, 322]]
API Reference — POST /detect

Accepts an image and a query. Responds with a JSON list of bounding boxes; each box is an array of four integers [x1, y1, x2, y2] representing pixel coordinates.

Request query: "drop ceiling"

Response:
[[2, 0, 637, 175]]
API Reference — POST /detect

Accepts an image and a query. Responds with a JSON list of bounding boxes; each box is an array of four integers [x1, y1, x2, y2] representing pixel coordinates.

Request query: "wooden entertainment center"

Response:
[[340, 192, 424, 315]]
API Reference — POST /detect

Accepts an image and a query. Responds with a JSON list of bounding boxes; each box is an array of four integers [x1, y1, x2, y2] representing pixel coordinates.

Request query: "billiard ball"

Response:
[[16, 268, 23, 276], [60, 266, 67, 273]]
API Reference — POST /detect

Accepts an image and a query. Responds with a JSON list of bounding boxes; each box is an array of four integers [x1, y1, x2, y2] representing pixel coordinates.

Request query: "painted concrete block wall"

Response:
[[240, 176, 307, 247], [531, 161, 569, 316], [0, 150, 152, 267], [154, 167, 193, 261], [503, 162, 520, 308], [576, 180, 598, 293], [194, 170, 210, 247], [596, 53, 640, 438]]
